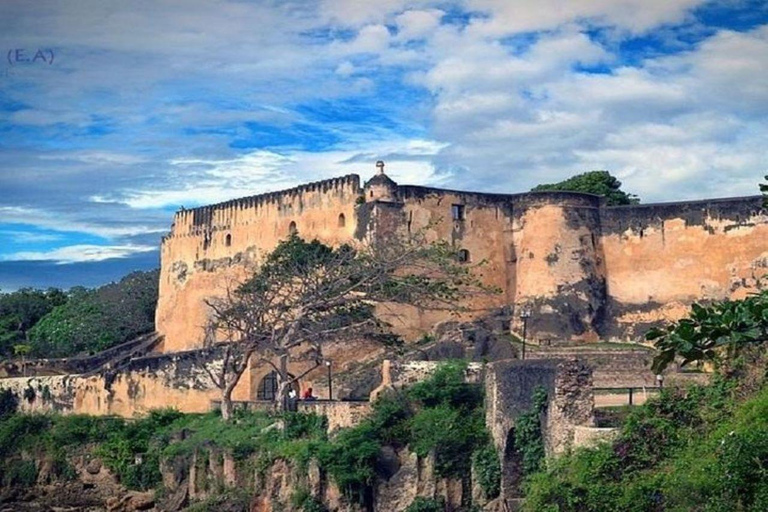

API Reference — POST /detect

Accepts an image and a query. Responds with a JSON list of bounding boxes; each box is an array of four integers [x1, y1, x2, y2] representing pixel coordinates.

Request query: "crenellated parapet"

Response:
[[165, 174, 362, 239]]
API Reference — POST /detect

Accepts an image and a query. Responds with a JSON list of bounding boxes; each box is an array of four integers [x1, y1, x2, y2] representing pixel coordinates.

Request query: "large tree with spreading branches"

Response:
[[202, 232, 495, 420]]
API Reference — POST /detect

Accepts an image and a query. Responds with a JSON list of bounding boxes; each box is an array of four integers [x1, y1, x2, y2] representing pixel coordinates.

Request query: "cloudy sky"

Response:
[[1, 0, 767, 290]]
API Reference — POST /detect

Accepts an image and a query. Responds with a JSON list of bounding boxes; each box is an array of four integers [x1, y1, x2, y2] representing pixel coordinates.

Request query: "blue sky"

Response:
[[1, 0, 767, 290]]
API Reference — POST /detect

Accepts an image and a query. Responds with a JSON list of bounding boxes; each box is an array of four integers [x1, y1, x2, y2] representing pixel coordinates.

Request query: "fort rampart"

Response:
[[156, 169, 767, 354]]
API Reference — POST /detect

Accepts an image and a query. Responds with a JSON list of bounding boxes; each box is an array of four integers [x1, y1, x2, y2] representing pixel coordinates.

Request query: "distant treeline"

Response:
[[0, 269, 159, 359]]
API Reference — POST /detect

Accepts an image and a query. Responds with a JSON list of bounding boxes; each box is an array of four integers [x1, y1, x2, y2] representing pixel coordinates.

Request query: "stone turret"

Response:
[[364, 161, 398, 202]]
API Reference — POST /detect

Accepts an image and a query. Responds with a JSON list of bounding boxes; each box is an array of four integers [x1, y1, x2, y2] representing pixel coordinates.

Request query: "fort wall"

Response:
[[511, 193, 606, 341], [156, 175, 362, 352], [600, 196, 767, 339], [156, 169, 767, 354]]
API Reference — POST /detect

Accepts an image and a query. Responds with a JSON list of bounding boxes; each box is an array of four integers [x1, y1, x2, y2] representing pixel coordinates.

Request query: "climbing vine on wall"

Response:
[[514, 386, 548, 476]]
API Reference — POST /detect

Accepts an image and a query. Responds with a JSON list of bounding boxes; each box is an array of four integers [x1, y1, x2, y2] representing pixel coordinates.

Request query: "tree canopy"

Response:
[[0, 288, 67, 357], [204, 233, 494, 419], [24, 269, 159, 358], [532, 170, 640, 206]]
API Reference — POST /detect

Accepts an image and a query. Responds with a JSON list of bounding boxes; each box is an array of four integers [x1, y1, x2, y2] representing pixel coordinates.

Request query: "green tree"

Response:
[[0, 288, 67, 357], [761, 174, 767, 208], [647, 290, 768, 373], [205, 233, 494, 419], [28, 270, 159, 358], [532, 170, 640, 206]]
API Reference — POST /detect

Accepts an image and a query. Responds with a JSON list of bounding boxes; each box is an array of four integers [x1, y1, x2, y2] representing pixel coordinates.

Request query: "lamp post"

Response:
[[326, 360, 333, 400], [520, 307, 532, 360], [656, 374, 664, 389]]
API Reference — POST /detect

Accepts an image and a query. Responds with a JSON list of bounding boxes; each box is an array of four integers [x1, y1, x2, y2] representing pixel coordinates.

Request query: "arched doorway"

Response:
[[256, 371, 299, 401]]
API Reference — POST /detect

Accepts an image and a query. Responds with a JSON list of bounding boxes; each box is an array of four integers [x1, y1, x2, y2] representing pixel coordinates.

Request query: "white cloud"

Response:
[[1, 244, 156, 264], [0, 230, 63, 244], [0, 207, 165, 239], [39, 151, 148, 165], [395, 9, 444, 40], [336, 24, 392, 54], [466, 0, 704, 36], [103, 138, 451, 209]]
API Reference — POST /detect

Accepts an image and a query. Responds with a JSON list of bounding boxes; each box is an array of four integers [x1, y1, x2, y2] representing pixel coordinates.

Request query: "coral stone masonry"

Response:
[[156, 167, 767, 352]]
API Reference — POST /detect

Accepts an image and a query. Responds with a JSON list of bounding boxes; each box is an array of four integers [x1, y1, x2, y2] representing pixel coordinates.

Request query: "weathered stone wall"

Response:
[[298, 401, 372, 433], [0, 338, 390, 417], [511, 193, 605, 342], [156, 175, 363, 352], [156, 169, 767, 353], [484, 359, 595, 498], [600, 196, 768, 339], [1, 349, 228, 416]]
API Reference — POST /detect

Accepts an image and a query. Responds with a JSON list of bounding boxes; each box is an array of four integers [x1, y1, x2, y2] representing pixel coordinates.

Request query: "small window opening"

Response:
[[225, 234, 232, 247], [289, 221, 297, 235], [338, 213, 346, 227], [370, 190, 374, 197], [452, 204, 465, 221], [457, 249, 470, 263]]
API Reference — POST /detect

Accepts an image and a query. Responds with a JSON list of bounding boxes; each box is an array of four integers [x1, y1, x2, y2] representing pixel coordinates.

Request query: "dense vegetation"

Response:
[[524, 285, 768, 512], [0, 269, 158, 359], [532, 171, 640, 206], [524, 370, 767, 512], [0, 361, 501, 510], [0, 288, 67, 357]]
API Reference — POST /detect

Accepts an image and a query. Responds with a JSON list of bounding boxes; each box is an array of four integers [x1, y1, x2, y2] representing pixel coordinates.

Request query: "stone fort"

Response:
[[0, 164, 765, 426], [157, 163, 767, 353], [0, 164, 764, 511]]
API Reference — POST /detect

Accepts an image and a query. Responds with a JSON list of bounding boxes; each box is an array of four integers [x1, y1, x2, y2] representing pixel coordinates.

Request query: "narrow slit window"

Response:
[[338, 213, 346, 227], [452, 204, 465, 221], [289, 221, 297, 235], [225, 234, 232, 247]]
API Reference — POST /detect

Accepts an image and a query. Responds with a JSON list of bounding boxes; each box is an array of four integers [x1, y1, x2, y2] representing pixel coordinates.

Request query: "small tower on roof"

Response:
[[364, 160, 398, 202]]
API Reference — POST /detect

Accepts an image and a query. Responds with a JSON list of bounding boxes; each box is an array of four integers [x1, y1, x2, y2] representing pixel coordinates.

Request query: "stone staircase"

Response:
[[0, 332, 163, 378]]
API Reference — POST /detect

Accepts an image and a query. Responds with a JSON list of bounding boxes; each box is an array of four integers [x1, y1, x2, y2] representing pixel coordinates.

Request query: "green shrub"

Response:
[[514, 386, 547, 476], [283, 412, 327, 441], [407, 360, 482, 411], [410, 404, 486, 476], [318, 422, 381, 504], [472, 441, 501, 499], [52, 414, 124, 445], [3, 459, 38, 487], [291, 487, 327, 512], [405, 496, 445, 512], [0, 414, 50, 457]]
